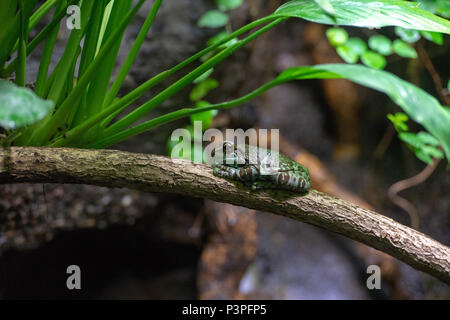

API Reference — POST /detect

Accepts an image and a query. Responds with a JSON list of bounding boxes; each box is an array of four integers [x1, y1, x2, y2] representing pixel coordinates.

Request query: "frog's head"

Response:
[[214, 141, 247, 167]]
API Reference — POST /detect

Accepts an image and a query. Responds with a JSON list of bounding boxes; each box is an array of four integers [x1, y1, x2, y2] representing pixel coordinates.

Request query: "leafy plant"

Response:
[[0, 0, 449, 165]]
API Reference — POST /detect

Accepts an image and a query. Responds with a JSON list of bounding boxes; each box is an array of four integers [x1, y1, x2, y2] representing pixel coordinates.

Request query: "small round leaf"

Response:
[[0, 80, 54, 130], [326, 28, 348, 47], [368, 35, 392, 55], [361, 50, 386, 69], [198, 10, 229, 28], [392, 39, 418, 58]]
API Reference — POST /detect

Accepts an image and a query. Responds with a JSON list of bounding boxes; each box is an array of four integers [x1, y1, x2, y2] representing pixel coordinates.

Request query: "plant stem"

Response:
[[48, 16, 284, 147], [88, 79, 284, 149], [101, 17, 287, 139]]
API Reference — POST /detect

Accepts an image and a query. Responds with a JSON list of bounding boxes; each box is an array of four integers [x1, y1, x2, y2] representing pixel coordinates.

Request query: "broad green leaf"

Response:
[[276, 64, 450, 161], [314, 0, 336, 16], [336, 45, 359, 63], [392, 39, 418, 58], [395, 27, 420, 43], [368, 35, 392, 55], [326, 27, 348, 46], [420, 30, 443, 45], [361, 50, 386, 69], [190, 78, 219, 101], [0, 80, 54, 129], [216, 0, 243, 11], [345, 37, 367, 55], [274, 0, 450, 33], [198, 10, 229, 28]]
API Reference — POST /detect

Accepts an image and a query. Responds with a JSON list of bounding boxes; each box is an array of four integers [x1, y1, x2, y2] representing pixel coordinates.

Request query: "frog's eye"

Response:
[[222, 141, 235, 153]]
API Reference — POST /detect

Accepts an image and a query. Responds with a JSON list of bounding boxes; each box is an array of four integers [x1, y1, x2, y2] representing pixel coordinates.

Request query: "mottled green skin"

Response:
[[212, 142, 311, 192]]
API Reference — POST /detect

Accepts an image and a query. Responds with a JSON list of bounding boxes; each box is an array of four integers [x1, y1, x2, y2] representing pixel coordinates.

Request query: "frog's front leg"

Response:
[[212, 164, 259, 182]]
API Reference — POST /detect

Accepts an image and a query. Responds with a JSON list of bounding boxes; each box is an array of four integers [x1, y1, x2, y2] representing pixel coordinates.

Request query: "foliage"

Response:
[[0, 0, 448, 165]]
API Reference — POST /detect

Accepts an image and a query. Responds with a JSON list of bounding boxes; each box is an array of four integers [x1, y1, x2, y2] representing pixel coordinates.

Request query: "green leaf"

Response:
[[207, 31, 238, 49], [0, 80, 54, 129], [276, 64, 450, 161], [395, 27, 420, 43], [420, 30, 443, 45], [368, 35, 392, 55], [422, 145, 444, 159], [436, 0, 450, 18], [193, 68, 214, 84], [361, 50, 386, 69], [190, 101, 217, 129], [392, 39, 418, 58], [387, 112, 409, 132], [336, 45, 358, 63], [345, 37, 367, 55], [190, 78, 219, 101], [415, 149, 433, 164], [399, 132, 422, 148], [216, 0, 243, 11], [326, 27, 348, 46], [314, 0, 336, 16], [198, 10, 229, 28], [416, 131, 440, 146], [274, 0, 450, 33]]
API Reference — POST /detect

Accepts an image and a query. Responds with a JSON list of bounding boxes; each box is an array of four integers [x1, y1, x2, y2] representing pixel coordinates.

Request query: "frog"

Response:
[[212, 141, 311, 193]]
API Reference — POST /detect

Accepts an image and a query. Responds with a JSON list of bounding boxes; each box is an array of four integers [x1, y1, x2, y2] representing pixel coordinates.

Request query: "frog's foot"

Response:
[[251, 181, 276, 191], [212, 164, 258, 182]]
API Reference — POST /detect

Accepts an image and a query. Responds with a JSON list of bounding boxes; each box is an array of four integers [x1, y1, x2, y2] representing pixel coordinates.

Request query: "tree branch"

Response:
[[1, 147, 449, 284]]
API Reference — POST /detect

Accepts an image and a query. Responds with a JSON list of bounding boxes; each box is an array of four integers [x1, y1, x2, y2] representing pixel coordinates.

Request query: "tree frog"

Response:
[[212, 141, 311, 192]]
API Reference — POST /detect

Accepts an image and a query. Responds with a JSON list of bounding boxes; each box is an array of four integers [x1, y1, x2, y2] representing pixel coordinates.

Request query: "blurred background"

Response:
[[0, 0, 449, 299]]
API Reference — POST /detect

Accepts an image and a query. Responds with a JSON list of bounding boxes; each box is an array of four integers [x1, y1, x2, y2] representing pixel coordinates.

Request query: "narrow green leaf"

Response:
[[361, 51, 386, 69], [368, 35, 392, 55], [274, 0, 450, 33], [326, 27, 348, 46], [395, 27, 420, 43], [0, 80, 54, 129], [198, 10, 229, 28], [392, 39, 418, 58]]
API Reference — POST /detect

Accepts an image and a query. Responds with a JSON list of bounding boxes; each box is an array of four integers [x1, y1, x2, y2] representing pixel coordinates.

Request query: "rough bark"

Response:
[[1, 147, 449, 284]]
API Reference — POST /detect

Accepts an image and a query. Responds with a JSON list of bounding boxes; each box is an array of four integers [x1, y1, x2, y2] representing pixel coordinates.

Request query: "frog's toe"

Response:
[[213, 167, 220, 176]]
